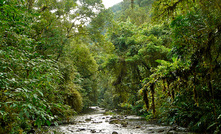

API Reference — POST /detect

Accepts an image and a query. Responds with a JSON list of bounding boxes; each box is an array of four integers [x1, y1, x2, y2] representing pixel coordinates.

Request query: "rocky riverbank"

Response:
[[44, 107, 195, 134]]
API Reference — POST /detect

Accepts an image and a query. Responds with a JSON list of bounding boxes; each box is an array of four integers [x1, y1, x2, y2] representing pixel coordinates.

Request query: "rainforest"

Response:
[[0, 0, 220, 133]]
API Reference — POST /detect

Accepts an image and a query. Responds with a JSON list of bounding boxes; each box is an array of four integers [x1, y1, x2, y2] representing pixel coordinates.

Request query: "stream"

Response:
[[45, 107, 195, 134]]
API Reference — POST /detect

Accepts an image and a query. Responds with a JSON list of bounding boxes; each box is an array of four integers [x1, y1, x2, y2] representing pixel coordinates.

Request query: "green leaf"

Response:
[[46, 120, 51, 126], [218, 114, 221, 119], [207, 122, 217, 130], [0, 110, 4, 115], [33, 94, 38, 99], [54, 121, 58, 126], [37, 90, 44, 97], [23, 109, 30, 118], [27, 104, 32, 109]]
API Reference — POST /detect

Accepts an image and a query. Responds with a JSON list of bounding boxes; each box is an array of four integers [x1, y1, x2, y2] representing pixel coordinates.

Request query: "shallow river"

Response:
[[46, 107, 195, 134]]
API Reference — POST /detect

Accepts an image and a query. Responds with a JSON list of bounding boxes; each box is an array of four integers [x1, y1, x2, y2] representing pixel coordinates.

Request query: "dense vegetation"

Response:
[[0, 0, 103, 133], [0, 0, 220, 133], [97, 0, 221, 133]]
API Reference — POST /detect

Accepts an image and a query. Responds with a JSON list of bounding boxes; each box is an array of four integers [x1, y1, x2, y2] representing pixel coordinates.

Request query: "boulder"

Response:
[[109, 119, 120, 124], [110, 116, 117, 119], [157, 129, 165, 133], [121, 121, 128, 127], [78, 128, 86, 131], [135, 125, 141, 128], [85, 117, 92, 121], [90, 129, 96, 133]]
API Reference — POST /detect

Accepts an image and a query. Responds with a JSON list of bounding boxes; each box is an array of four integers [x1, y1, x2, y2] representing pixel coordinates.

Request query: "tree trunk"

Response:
[[143, 87, 149, 110], [150, 83, 155, 115]]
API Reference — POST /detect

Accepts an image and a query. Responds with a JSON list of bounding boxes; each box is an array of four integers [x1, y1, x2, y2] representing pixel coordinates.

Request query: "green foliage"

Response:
[[158, 93, 221, 133], [142, 0, 221, 133], [111, 0, 153, 25], [2, 0, 220, 133], [65, 89, 83, 113], [98, 8, 171, 115], [0, 0, 103, 133], [0, 2, 74, 133], [96, 0, 221, 133]]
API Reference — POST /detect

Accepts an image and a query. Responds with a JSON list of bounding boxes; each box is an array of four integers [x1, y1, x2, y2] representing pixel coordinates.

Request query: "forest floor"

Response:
[[43, 107, 196, 134]]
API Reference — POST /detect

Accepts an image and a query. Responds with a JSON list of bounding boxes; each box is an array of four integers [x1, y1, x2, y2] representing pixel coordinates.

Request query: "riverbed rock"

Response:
[[90, 129, 96, 133], [115, 124, 121, 127], [85, 117, 92, 121], [76, 128, 86, 132], [109, 119, 120, 124], [157, 129, 165, 133], [110, 116, 117, 119], [135, 125, 141, 128], [118, 115, 125, 119], [121, 121, 128, 127], [167, 131, 178, 134], [92, 120, 102, 123], [109, 119, 128, 126], [176, 126, 187, 132], [121, 124, 127, 127], [112, 131, 118, 134], [78, 120, 86, 123]]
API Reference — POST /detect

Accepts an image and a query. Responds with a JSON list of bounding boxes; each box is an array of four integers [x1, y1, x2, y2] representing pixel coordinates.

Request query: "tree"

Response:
[[141, 0, 221, 132], [0, 0, 104, 133], [98, 16, 171, 114]]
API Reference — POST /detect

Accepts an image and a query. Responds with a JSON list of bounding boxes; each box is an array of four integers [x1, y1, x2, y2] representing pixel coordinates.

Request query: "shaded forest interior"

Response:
[[0, 0, 221, 133]]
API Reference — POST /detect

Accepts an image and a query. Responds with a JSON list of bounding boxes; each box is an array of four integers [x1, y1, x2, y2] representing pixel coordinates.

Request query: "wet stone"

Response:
[[121, 124, 127, 127], [176, 127, 187, 132], [110, 116, 117, 119], [121, 121, 128, 127], [69, 130, 74, 132], [135, 125, 141, 128], [115, 124, 121, 127], [112, 131, 118, 134], [157, 129, 165, 133], [90, 129, 96, 133], [92, 120, 102, 123], [76, 128, 86, 132], [78, 120, 86, 123], [85, 117, 92, 121]]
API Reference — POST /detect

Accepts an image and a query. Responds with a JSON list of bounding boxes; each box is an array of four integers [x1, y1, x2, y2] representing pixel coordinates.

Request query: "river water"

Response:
[[46, 107, 195, 134]]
